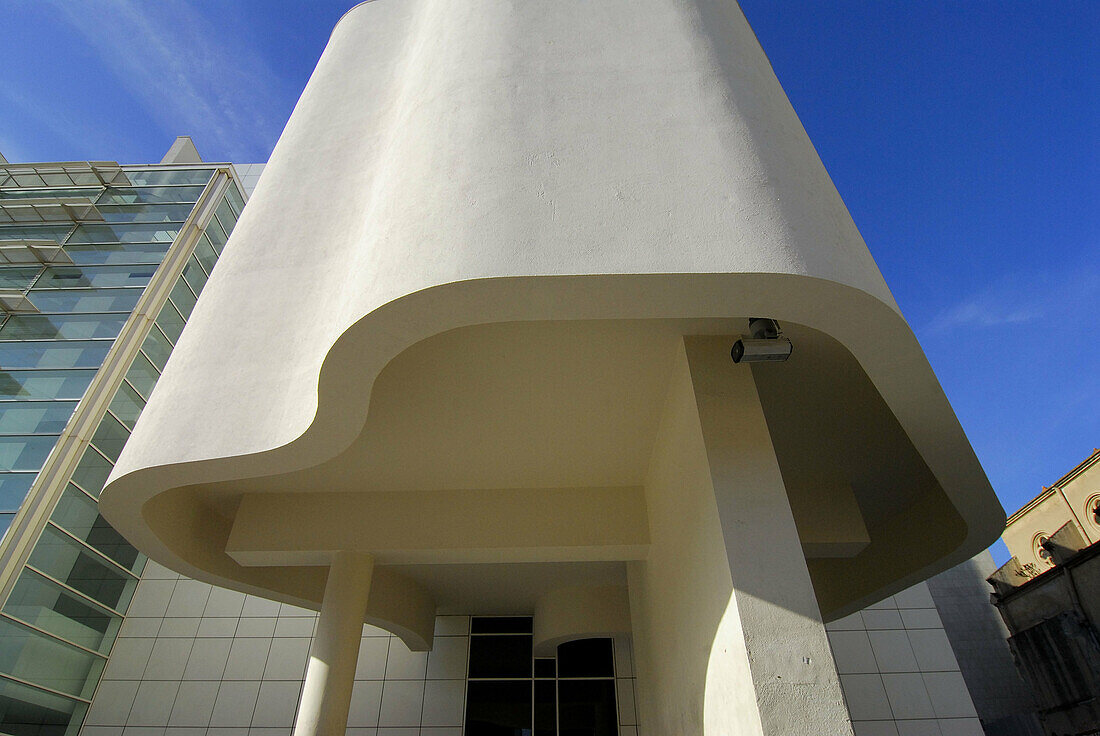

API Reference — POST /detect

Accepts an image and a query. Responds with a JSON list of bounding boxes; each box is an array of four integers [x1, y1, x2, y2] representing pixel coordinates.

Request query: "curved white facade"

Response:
[[99, 1, 1004, 732]]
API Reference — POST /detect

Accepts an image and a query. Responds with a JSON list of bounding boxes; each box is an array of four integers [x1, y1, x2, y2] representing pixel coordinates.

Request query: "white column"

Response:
[[685, 336, 854, 735], [293, 551, 375, 736]]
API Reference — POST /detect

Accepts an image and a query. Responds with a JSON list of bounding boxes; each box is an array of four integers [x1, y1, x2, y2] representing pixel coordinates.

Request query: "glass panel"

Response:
[[224, 182, 245, 216], [28, 526, 136, 612], [0, 268, 42, 290], [192, 234, 218, 275], [123, 169, 213, 186], [88, 414, 128, 464], [0, 674, 86, 736], [557, 680, 617, 736], [0, 314, 127, 341], [534, 659, 555, 678], [139, 327, 172, 372], [0, 436, 59, 471], [534, 679, 556, 736], [66, 223, 179, 244], [4, 569, 119, 652], [0, 473, 36, 511], [0, 188, 100, 201], [0, 402, 76, 434], [214, 198, 238, 236], [557, 638, 614, 678], [0, 617, 103, 698], [51, 486, 140, 572], [107, 383, 144, 430], [155, 302, 185, 344], [95, 203, 193, 224], [468, 635, 533, 678], [0, 225, 72, 242], [472, 617, 533, 634], [95, 186, 204, 205], [168, 279, 196, 320], [34, 265, 156, 289], [123, 353, 159, 400], [63, 243, 170, 265], [0, 371, 95, 401], [180, 256, 208, 298], [0, 341, 112, 370], [69, 447, 112, 498], [465, 681, 531, 736], [22, 289, 141, 314], [203, 219, 227, 254], [0, 513, 12, 540]]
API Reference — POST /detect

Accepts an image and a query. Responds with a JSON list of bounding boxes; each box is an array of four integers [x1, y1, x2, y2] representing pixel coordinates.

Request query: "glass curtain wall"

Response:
[[465, 617, 619, 736], [0, 163, 245, 736]]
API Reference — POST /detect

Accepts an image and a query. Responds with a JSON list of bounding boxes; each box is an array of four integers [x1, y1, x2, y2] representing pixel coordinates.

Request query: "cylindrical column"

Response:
[[293, 551, 375, 736]]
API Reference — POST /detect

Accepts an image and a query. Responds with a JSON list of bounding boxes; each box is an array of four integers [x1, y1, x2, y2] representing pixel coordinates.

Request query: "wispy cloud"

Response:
[[44, 0, 291, 162], [925, 257, 1099, 335]]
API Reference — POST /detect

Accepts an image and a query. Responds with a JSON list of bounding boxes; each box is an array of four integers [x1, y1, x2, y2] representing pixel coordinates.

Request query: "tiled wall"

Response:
[[80, 561, 639, 736], [826, 582, 984, 736]]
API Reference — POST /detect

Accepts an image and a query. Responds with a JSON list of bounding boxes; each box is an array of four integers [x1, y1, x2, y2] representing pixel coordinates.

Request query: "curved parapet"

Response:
[[100, 0, 1003, 657]]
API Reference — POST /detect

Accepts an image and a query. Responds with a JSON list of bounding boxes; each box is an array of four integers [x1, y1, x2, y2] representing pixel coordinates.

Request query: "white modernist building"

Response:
[[98, 2, 1004, 735]]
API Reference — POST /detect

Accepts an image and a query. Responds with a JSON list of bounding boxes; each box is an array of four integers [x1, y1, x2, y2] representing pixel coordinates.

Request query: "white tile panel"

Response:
[[827, 612, 868, 631], [616, 679, 637, 726], [881, 673, 936, 720], [894, 584, 936, 610], [894, 720, 942, 736], [222, 639, 273, 680], [127, 581, 176, 619], [157, 619, 201, 639], [384, 639, 428, 680], [867, 631, 919, 673], [936, 718, 984, 736], [208, 681, 261, 727], [839, 674, 894, 721], [144, 639, 194, 680], [421, 680, 465, 726], [263, 638, 310, 680], [921, 672, 977, 719], [433, 616, 469, 636], [196, 618, 239, 638], [273, 617, 315, 638], [378, 680, 425, 727], [118, 617, 163, 638], [102, 638, 156, 680], [906, 630, 959, 673], [425, 637, 468, 680], [828, 630, 878, 674], [861, 610, 904, 630], [127, 680, 180, 726], [240, 596, 281, 617], [852, 722, 900, 736], [167, 681, 218, 727], [250, 681, 302, 727], [165, 581, 212, 618], [85, 680, 140, 725], [235, 618, 277, 638], [348, 681, 384, 727], [355, 636, 390, 680], [183, 639, 231, 681], [203, 589, 246, 618], [898, 609, 943, 630], [613, 635, 634, 678]]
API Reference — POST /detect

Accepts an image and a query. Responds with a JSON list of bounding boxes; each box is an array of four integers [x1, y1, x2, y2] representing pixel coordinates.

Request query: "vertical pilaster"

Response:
[[684, 336, 853, 735], [293, 551, 375, 736]]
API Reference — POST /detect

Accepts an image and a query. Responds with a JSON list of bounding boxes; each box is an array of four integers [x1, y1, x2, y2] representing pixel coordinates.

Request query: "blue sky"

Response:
[[2, 1, 1097, 560]]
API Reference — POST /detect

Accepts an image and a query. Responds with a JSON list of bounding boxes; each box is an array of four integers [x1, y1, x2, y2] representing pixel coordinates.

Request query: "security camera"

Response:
[[731, 337, 792, 363], [731, 317, 792, 363]]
